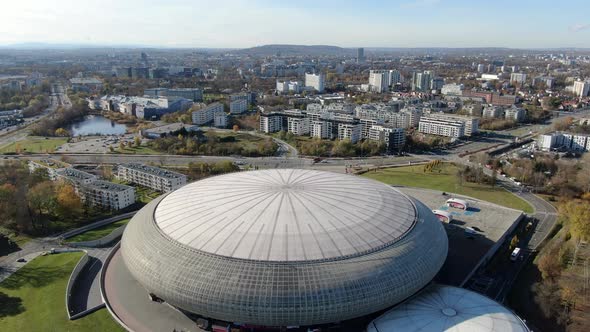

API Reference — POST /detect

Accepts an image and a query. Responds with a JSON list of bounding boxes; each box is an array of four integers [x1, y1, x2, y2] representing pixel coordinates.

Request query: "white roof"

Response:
[[368, 285, 529, 332], [154, 169, 417, 262]]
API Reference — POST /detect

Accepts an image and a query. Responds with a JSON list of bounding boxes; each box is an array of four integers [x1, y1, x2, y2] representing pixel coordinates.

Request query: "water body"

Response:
[[69, 115, 127, 136]]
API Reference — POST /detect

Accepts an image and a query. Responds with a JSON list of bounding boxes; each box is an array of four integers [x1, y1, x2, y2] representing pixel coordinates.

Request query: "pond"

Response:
[[68, 115, 127, 136]]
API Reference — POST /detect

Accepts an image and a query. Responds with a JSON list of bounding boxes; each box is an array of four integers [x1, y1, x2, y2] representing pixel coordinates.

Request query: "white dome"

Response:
[[154, 169, 417, 262], [368, 285, 529, 332]]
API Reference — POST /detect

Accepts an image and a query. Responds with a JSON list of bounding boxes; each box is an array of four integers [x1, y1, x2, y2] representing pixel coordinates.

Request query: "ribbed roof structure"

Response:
[[154, 169, 416, 261], [368, 285, 530, 332]]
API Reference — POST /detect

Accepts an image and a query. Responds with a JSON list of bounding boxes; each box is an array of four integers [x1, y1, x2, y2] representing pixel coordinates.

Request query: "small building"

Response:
[[213, 111, 229, 128], [69, 77, 103, 92], [142, 123, 200, 139]]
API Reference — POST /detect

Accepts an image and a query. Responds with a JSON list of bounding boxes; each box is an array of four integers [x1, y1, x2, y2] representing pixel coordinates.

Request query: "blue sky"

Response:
[[0, 0, 589, 48]]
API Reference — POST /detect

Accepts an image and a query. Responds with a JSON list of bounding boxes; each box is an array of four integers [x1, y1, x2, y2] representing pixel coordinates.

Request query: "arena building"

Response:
[[117, 169, 449, 328]]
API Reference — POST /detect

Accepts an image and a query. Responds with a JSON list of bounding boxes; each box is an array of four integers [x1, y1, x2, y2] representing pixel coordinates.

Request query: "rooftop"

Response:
[[154, 169, 417, 262], [121, 163, 186, 179], [83, 180, 134, 192]]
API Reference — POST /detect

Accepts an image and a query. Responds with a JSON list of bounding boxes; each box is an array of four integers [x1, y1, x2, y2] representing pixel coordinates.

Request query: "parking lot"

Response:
[[57, 134, 140, 153], [398, 187, 524, 286]]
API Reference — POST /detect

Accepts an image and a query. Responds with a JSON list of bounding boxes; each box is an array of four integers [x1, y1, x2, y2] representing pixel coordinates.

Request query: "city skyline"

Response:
[[1, 0, 590, 49]]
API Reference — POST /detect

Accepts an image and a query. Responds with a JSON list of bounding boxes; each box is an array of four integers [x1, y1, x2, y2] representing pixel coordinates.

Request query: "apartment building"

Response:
[[360, 118, 380, 139], [229, 99, 249, 114], [27, 159, 71, 180], [56, 168, 98, 186], [505, 106, 526, 122], [538, 132, 590, 152], [483, 106, 503, 118], [310, 120, 333, 139], [305, 73, 325, 93], [368, 125, 405, 151], [338, 123, 361, 143], [260, 112, 284, 133], [419, 116, 465, 138], [288, 117, 310, 136], [510, 73, 527, 85], [117, 163, 187, 193], [441, 83, 464, 96], [192, 102, 224, 125], [368, 70, 390, 93], [214, 111, 228, 128], [276, 80, 303, 94], [572, 80, 590, 98], [78, 181, 135, 210]]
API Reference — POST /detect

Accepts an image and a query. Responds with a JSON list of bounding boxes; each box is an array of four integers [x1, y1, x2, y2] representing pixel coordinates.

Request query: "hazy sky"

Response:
[[1, 0, 589, 48]]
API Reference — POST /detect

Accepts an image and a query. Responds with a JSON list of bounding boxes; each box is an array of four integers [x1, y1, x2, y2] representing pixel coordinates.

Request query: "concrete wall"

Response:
[[65, 250, 89, 320], [100, 242, 133, 331], [460, 212, 526, 287], [69, 224, 127, 248]]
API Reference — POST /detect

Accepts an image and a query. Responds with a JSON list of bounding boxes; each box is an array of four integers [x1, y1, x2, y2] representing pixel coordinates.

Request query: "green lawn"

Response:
[[135, 187, 161, 204], [0, 252, 124, 332], [0, 137, 68, 154], [0, 226, 31, 248], [363, 164, 534, 213], [66, 219, 130, 243]]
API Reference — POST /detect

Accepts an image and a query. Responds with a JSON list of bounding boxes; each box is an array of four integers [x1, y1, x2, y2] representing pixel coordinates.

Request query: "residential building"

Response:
[[538, 132, 590, 152], [260, 112, 284, 133], [369, 70, 390, 93], [510, 73, 527, 85], [337, 123, 361, 143], [214, 111, 228, 128], [69, 77, 103, 92], [572, 80, 590, 98], [360, 118, 380, 139], [144, 88, 203, 102], [483, 106, 503, 118], [192, 103, 224, 125], [276, 80, 303, 94], [430, 77, 445, 91], [305, 73, 325, 93], [505, 106, 526, 122], [56, 168, 98, 186], [287, 117, 310, 136], [27, 159, 70, 180], [230, 99, 249, 114], [310, 120, 333, 139], [419, 116, 465, 138], [368, 125, 405, 152], [418, 114, 478, 138], [117, 163, 187, 193], [389, 70, 402, 86], [78, 181, 135, 210], [411, 71, 433, 92]]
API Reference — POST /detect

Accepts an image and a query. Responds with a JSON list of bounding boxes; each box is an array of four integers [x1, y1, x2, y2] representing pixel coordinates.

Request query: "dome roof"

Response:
[[368, 285, 529, 332], [154, 169, 416, 262]]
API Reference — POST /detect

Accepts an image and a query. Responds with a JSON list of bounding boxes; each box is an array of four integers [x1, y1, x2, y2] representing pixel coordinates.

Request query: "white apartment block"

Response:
[[338, 123, 361, 143], [214, 111, 228, 128], [505, 106, 526, 122], [56, 168, 98, 186], [360, 118, 380, 139], [510, 73, 527, 84], [310, 120, 333, 139], [538, 132, 590, 152], [78, 181, 135, 210], [192, 102, 224, 125], [305, 73, 325, 93], [117, 163, 187, 193], [572, 80, 590, 98], [229, 99, 249, 114], [419, 117, 465, 138], [28, 159, 70, 180], [276, 80, 303, 94], [441, 83, 464, 96], [483, 106, 503, 118], [369, 70, 390, 93], [288, 117, 310, 136], [260, 113, 284, 133]]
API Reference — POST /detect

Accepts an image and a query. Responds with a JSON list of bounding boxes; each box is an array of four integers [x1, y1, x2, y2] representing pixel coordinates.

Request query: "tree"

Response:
[[134, 136, 142, 147], [509, 235, 519, 251], [538, 250, 561, 282], [54, 128, 70, 137], [56, 182, 83, 218], [560, 201, 590, 241], [119, 142, 125, 151], [232, 125, 239, 132], [26, 181, 57, 230]]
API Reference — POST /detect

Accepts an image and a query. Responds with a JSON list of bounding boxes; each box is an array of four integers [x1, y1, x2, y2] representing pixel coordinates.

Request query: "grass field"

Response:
[[66, 218, 130, 243], [363, 164, 534, 213], [0, 252, 124, 332], [0, 226, 31, 248], [0, 137, 68, 154]]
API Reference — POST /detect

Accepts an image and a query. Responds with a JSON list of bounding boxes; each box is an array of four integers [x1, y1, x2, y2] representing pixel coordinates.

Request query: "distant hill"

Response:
[[234, 44, 354, 56]]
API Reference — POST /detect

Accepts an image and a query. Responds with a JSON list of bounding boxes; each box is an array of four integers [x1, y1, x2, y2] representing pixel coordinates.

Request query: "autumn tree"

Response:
[[134, 136, 142, 147], [26, 181, 57, 230], [56, 182, 83, 218], [54, 128, 70, 137]]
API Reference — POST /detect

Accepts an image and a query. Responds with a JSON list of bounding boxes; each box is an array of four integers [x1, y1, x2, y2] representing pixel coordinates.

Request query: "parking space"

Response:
[[398, 187, 523, 286]]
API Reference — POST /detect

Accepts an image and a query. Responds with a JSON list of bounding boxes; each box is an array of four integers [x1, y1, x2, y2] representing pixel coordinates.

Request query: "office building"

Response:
[[117, 163, 187, 193], [369, 70, 390, 93], [357, 48, 365, 63], [510, 73, 527, 85]]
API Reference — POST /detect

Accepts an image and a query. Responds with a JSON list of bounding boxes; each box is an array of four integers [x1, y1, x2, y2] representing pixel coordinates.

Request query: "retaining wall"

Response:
[[65, 250, 89, 320], [60, 211, 137, 240], [69, 224, 128, 248]]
